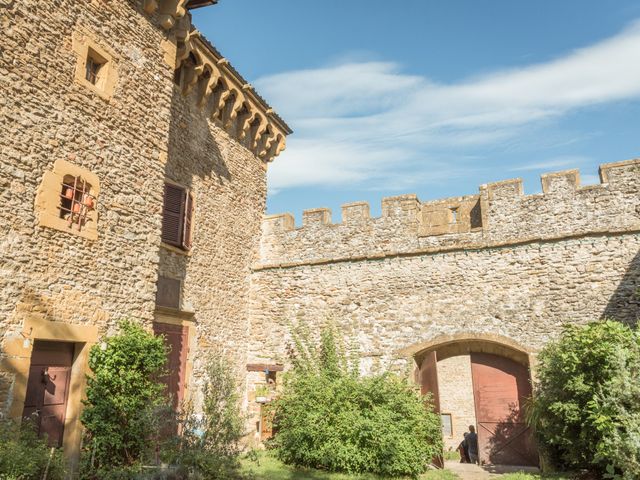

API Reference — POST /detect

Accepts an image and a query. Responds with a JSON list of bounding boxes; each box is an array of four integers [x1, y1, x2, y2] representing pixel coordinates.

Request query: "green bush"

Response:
[[80, 320, 171, 477], [164, 351, 247, 479], [272, 324, 442, 478], [529, 320, 640, 479], [0, 419, 65, 480]]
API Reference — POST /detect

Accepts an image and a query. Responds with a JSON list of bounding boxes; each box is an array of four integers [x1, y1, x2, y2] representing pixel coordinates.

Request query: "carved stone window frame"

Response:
[[35, 159, 100, 240], [72, 30, 118, 101]]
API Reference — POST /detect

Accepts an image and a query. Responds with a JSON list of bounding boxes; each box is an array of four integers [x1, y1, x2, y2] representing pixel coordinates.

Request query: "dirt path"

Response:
[[444, 461, 540, 479]]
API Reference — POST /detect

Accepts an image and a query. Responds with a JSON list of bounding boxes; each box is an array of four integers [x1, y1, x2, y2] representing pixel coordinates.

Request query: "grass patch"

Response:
[[442, 449, 460, 461], [499, 474, 572, 480], [241, 451, 460, 480]]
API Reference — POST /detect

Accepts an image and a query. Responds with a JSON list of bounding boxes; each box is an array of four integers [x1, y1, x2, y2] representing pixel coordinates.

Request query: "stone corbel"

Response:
[[197, 66, 222, 108], [182, 62, 203, 95], [155, 0, 189, 30], [223, 90, 245, 129], [211, 89, 231, 121], [252, 117, 269, 152], [260, 132, 285, 161], [174, 18, 195, 68], [239, 110, 258, 141]]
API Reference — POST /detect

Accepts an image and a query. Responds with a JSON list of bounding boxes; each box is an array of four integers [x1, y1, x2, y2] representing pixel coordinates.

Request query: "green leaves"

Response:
[[273, 324, 442, 478], [80, 320, 170, 475], [0, 420, 65, 479], [530, 320, 640, 479]]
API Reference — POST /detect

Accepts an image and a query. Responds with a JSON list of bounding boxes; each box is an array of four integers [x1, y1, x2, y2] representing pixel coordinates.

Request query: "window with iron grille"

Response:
[[162, 183, 194, 250], [59, 175, 96, 232]]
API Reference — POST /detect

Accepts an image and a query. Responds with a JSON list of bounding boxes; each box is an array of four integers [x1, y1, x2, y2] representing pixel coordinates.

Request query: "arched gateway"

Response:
[[410, 334, 538, 467]]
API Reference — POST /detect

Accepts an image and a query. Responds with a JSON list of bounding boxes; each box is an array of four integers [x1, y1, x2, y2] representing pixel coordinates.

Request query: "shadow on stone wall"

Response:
[[602, 247, 640, 327], [0, 372, 16, 419], [158, 61, 230, 282], [166, 63, 230, 186]]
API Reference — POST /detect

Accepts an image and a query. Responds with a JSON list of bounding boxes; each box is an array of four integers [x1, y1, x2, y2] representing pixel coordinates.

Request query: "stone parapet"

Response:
[[257, 159, 640, 268]]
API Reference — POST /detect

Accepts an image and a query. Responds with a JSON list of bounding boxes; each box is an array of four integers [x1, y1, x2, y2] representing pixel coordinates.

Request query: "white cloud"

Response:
[[256, 20, 640, 191], [509, 155, 592, 172]]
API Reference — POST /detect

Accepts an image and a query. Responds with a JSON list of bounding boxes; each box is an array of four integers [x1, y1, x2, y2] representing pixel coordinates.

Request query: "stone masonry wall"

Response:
[[0, 0, 172, 412], [250, 160, 640, 373], [160, 85, 268, 408], [0, 0, 270, 433]]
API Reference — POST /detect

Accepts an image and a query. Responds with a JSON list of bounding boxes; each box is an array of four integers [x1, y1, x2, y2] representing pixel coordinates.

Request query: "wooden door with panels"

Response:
[[22, 340, 74, 447], [470, 352, 538, 466], [153, 322, 189, 410]]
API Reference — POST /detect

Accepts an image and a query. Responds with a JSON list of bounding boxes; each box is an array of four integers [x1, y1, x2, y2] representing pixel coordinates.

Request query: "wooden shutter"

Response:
[[182, 192, 193, 249], [162, 184, 185, 246]]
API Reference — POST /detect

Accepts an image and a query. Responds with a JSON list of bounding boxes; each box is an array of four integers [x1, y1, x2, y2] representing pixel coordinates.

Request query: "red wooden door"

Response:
[[153, 322, 189, 409], [420, 351, 444, 468], [22, 341, 74, 447], [470, 352, 538, 466]]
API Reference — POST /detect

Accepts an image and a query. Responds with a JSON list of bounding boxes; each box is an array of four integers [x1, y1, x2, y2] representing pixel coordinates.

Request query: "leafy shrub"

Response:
[[164, 351, 247, 479], [272, 324, 442, 478], [0, 419, 65, 480], [529, 320, 640, 479], [80, 320, 170, 477]]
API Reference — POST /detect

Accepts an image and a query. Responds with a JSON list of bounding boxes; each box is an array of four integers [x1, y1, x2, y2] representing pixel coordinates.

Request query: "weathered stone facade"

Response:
[[249, 159, 640, 455], [0, 0, 289, 467], [250, 159, 640, 373]]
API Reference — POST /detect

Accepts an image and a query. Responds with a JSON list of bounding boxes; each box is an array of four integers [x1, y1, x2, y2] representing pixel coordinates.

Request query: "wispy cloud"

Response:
[[256, 20, 640, 191], [509, 155, 592, 172]]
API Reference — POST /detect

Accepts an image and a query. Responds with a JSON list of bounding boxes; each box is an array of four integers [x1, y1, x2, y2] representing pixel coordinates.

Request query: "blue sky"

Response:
[[193, 1, 640, 221]]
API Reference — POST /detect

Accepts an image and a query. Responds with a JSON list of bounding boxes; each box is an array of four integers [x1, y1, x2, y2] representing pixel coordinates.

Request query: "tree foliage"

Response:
[[272, 324, 442, 478], [0, 419, 65, 480], [80, 320, 170, 476], [530, 320, 640, 479], [167, 352, 247, 479]]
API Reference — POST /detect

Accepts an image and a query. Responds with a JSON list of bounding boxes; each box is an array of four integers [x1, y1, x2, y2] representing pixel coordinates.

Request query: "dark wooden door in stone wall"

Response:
[[153, 322, 189, 409], [470, 352, 538, 466], [22, 340, 74, 447]]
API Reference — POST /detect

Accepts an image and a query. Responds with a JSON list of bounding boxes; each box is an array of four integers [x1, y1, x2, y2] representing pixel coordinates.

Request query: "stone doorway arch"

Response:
[[401, 333, 539, 468]]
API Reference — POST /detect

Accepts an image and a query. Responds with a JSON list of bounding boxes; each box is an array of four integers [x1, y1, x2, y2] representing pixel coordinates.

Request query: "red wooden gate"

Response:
[[420, 351, 444, 468], [470, 352, 538, 466], [22, 341, 74, 447], [153, 322, 189, 409]]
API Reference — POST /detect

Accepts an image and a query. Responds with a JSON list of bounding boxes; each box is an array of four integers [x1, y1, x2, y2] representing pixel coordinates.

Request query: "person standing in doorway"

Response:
[[467, 425, 479, 464], [457, 432, 470, 463]]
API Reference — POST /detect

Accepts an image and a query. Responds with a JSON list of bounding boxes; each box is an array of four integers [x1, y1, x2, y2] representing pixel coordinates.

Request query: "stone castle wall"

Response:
[[0, 0, 170, 375], [250, 160, 640, 371], [0, 0, 278, 458]]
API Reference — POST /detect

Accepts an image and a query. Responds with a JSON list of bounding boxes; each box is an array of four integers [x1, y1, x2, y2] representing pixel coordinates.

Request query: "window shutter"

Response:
[[182, 192, 194, 250], [162, 184, 185, 246]]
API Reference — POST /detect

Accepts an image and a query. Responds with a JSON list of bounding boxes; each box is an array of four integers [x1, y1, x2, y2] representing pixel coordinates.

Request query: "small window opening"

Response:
[[441, 413, 453, 437], [265, 370, 277, 386], [450, 207, 458, 224], [59, 175, 95, 232], [84, 48, 107, 87]]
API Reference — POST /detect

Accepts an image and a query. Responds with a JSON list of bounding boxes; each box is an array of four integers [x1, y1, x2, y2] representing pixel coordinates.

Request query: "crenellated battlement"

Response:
[[257, 159, 640, 268]]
